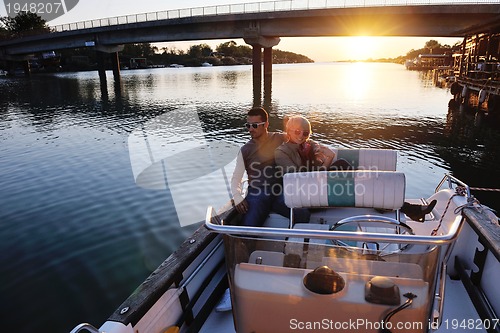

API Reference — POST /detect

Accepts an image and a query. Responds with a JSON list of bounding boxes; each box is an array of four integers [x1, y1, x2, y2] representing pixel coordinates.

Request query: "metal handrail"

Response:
[[51, 0, 500, 32], [205, 206, 464, 245], [69, 323, 100, 333], [435, 173, 471, 198]]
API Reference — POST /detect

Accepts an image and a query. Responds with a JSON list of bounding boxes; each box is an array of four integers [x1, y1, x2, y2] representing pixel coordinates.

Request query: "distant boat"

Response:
[[405, 54, 451, 70], [0, 70, 7, 76], [169, 64, 184, 68], [201, 62, 213, 67]]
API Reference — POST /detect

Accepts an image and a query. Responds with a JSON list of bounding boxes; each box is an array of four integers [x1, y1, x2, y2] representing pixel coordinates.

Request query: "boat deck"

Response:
[[199, 172, 500, 333], [84, 173, 498, 333], [200, 187, 484, 333], [201, 275, 485, 333]]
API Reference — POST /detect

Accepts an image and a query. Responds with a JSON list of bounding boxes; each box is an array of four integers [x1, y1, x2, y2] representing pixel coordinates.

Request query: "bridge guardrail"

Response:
[[51, 0, 500, 32]]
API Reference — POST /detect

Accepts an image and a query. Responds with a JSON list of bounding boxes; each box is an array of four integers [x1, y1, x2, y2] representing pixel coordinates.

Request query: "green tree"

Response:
[[216, 41, 252, 58], [405, 39, 455, 60], [0, 21, 7, 39], [425, 40, 441, 54], [216, 41, 238, 56], [188, 43, 213, 58], [0, 12, 49, 36], [273, 49, 313, 64], [122, 43, 158, 58]]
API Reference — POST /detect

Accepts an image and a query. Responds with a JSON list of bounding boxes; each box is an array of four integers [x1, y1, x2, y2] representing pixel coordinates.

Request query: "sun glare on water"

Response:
[[341, 62, 376, 100]]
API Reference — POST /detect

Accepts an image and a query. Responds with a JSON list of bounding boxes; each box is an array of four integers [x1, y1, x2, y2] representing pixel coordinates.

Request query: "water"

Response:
[[1, 63, 499, 333]]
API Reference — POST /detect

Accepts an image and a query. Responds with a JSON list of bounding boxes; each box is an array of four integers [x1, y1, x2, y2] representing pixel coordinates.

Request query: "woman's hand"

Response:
[[315, 146, 335, 166], [314, 151, 327, 165]]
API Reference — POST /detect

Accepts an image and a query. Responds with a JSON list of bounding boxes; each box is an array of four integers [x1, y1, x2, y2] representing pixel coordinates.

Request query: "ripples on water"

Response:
[[1, 63, 499, 333]]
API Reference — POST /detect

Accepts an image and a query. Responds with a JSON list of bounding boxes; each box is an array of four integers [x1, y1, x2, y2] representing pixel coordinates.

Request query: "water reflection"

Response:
[[1, 63, 499, 333], [417, 70, 437, 88], [442, 101, 500, 208], [128, 107, 240, 226], [339, 62, 377, 101]]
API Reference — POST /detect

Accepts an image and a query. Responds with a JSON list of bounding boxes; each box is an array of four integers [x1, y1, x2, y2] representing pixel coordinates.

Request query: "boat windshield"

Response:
[[219, 228, 442, 333]]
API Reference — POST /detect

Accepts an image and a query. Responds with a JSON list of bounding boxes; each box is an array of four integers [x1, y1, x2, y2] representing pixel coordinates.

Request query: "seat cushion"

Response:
[[283, 170, 405, 210], [332, 149, 397, 171]]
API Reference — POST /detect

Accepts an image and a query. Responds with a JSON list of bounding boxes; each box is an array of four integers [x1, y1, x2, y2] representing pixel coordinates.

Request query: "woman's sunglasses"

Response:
[[245, 122, 266, 129], [294, 129, 310, 137]]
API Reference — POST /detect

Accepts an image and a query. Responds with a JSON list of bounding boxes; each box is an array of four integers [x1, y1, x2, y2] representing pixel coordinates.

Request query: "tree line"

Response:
[[125, 41, 313, 67], [57, 41, 314, 71]]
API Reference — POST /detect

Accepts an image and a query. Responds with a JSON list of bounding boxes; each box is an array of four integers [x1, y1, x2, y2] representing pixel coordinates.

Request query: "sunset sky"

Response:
[[1, 0, 463, 61]]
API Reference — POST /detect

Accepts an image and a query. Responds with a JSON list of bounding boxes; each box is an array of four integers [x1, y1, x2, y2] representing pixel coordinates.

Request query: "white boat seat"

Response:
[[283, 170, 405, 210], [331, 148, 397, 171]]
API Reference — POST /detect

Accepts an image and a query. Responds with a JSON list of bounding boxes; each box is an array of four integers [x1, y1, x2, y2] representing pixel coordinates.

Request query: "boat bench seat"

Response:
[[283, 170, 406, 211], [331, 148, 398, 171], [265, 148, 398, 226]]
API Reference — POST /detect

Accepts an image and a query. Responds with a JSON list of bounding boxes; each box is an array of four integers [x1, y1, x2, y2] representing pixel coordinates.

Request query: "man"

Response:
[[231, 107, 310, 226], [231, 107, 285, 226]]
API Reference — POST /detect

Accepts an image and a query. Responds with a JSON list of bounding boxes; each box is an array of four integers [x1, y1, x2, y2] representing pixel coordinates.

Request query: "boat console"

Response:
[[206, 169, 467, 333]]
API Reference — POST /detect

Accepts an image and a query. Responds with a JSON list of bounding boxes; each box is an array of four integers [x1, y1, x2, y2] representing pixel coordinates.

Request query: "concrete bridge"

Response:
[[1, 0, 499, 102]]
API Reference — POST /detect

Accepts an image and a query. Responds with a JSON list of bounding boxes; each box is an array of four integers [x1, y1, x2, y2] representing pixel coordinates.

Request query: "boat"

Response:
[[201, 62, 213, 67], [405, 54, 452, 71], [69, 148, 500, 333]]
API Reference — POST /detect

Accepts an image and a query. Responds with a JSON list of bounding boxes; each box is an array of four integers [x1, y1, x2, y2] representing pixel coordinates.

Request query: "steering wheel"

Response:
[[329, 215, 414, 255]]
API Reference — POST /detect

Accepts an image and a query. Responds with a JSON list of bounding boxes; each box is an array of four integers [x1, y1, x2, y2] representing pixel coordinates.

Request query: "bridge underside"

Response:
[[1, 5, 500, 56]]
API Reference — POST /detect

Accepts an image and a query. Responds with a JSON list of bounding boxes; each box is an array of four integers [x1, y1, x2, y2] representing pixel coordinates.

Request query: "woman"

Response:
[[275, 115, 436, 221], [275, 115, 350, 174]]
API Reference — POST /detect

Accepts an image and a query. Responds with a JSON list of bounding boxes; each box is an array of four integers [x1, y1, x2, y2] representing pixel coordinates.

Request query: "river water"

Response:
[[1, 62, 499, 333]]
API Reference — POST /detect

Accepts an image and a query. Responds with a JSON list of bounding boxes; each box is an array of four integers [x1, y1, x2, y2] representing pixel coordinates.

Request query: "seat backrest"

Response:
[[331, 148, 397, 171], [283, 170, 405, 210]]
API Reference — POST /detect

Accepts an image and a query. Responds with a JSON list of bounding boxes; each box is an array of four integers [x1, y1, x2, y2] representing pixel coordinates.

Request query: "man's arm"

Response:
[[275, 146, 300, 174], [230, 150, 248, 213]]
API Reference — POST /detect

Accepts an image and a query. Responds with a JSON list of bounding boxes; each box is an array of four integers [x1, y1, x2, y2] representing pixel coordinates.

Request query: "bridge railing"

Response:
[[52, 0, 499, 32]]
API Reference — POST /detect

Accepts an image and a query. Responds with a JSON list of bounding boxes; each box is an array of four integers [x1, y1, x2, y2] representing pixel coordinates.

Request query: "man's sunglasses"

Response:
[[294, 129, 310, 137], [245, 122, 266, 129]]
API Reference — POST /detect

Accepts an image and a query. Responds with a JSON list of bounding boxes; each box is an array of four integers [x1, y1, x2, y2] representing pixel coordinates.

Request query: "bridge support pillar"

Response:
[[96, 51, 107, 90], [22, 60, 31, 76], [263, 47, 272, 108], [94, 44, 124, 90], [244, 35, 280, 107], [251, 46, 262, 107], [110, 52, 120, 84]]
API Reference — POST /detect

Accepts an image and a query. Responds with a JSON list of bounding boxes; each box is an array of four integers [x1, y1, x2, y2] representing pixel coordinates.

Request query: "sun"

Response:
[[345, 36, 379, 61]]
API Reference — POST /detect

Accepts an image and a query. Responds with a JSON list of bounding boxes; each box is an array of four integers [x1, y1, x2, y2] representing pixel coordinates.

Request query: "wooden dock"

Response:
[[450, 29, 500, 114]]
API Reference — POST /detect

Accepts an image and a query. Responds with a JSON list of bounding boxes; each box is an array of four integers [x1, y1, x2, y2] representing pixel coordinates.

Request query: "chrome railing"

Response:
[[69, 323, 100, 333], [205, 206, 464, 245], [51, 0, 500, 32], [435, 173, 471, 198]]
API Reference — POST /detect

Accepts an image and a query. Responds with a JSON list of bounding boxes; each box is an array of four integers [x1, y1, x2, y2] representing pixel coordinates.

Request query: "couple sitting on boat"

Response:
[[230, 106, 435, 227]]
